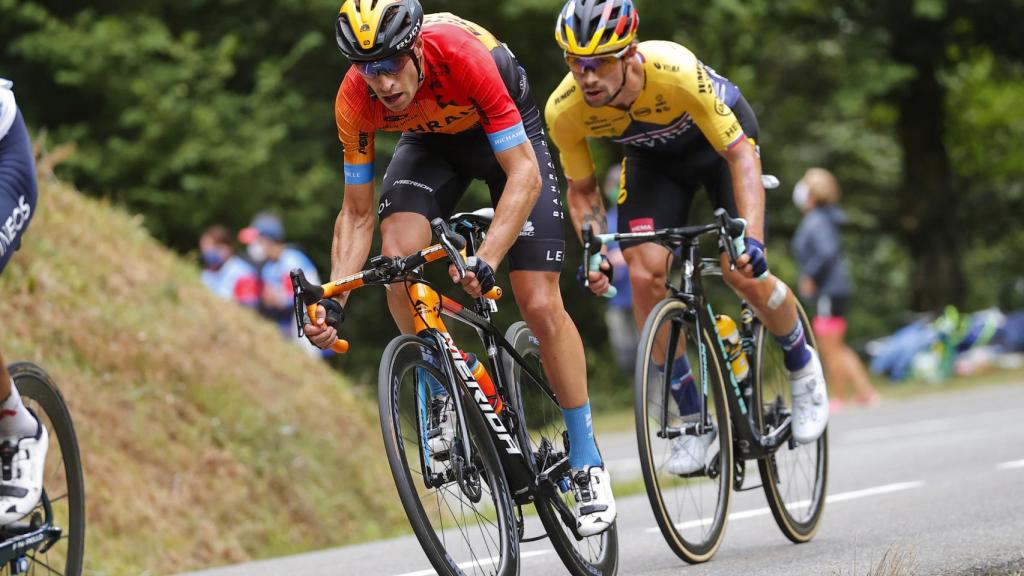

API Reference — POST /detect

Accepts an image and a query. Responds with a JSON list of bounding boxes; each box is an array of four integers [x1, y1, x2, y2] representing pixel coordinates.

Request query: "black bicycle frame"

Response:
[[661, 239, 795, 461], [414, 229, 573, 511]]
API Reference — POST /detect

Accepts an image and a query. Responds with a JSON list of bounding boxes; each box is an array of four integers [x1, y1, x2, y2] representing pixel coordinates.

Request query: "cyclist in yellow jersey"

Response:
[[545, 0, 829, 473]]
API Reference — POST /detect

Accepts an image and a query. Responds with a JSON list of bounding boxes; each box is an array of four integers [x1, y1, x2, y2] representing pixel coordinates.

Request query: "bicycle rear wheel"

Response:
[[504, 322, 618, 576], [754, 301, 828, 542], [379, 335, 519, 576], [635, 299, 733, 564], [4, 362, 85, 576]]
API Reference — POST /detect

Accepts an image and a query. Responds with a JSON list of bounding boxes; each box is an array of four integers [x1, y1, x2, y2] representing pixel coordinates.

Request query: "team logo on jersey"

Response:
[[715, 99, 731, 117], [519, 220, 535, 237], [554, 85, 576, 104], [629, 218, 654, 233], [0, 195, 32, 259]]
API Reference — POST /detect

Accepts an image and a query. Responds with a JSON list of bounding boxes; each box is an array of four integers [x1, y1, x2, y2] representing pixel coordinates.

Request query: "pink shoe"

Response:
[[829, 398, 845, 414], [857, 392, 882, 407]]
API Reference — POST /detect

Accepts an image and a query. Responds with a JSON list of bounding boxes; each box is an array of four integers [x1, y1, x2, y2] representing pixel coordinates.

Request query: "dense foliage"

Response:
[[3, 0, 1022, 387]]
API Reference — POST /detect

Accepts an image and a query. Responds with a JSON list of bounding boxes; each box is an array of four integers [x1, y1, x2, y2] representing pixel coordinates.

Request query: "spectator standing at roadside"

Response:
[[241, 213, 324, 357], [792, 168, 880, 411], [199, 225, 259, 308]]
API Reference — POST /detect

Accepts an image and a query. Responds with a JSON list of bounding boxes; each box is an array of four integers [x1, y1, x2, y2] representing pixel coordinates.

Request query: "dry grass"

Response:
[[0, 180, 406, 575], [833, 545, 918, 576]]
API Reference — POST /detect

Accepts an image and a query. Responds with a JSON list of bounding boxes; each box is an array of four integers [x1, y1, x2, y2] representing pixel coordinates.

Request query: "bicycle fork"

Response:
[[405, 281, 525, 486]]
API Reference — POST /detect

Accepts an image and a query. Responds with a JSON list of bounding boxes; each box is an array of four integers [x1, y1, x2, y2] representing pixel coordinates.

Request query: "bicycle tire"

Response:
[[634, 299, 733, 564], [503, 322, 618, 576], [378, 335, 519, 576], [7, 362, 86, 576], [753, 301, 829, 543]]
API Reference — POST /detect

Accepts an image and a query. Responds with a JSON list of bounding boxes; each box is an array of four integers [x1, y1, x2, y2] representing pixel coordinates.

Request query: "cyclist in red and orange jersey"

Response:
[[304, 0, 616, 536], [545, 0, 830, 474]]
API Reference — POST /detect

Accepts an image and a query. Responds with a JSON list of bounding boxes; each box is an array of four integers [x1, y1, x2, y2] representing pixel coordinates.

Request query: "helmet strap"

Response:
[[411, 46, 425, 85], [606, 58, 629, 107]]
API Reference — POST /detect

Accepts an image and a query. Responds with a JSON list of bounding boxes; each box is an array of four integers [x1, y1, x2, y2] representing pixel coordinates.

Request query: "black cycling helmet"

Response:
[[336, 0, 425, 62]]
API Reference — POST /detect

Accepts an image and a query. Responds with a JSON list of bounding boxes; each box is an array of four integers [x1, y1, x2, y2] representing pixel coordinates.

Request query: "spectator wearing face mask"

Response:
[[792, 168, 880, 411], [240, 213, 324, 357], [199, 225, 259, 308]]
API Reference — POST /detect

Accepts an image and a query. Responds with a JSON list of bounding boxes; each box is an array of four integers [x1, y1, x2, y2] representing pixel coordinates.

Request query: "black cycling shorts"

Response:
[[0, 110, 37, 274], [616, 95, 760, 249], [377, 55, 565, 273]]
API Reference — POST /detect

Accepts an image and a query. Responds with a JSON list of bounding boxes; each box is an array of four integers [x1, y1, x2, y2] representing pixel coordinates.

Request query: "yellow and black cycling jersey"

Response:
[[545, 40, 748, 181]]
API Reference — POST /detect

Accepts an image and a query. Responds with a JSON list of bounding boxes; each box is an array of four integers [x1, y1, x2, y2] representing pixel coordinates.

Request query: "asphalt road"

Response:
[[181, 382, 1024, 576]]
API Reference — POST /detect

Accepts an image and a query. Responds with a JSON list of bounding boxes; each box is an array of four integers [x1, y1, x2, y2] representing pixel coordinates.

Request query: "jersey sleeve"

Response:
[[544, 80, 595, 181], [335, 73, 376, 185], [676, 60, 748, 152], [449, 37, 528, 153]]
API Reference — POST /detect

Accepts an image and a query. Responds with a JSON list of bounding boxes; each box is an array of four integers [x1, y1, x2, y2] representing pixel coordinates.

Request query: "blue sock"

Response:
[[562, 401, 603, 469], [420, 350, 448, 398], [774, 320, 812, 372], [668, 355, 701, 417]]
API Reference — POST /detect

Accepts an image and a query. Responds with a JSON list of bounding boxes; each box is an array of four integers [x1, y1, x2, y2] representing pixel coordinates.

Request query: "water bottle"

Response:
[[715, 314, 750, 382], [464, 352, 504, 413]]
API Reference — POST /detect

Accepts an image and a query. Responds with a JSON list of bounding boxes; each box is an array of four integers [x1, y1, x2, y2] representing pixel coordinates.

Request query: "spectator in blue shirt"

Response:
[[199, 225, 259, 308], [242, 213, 324, 357]]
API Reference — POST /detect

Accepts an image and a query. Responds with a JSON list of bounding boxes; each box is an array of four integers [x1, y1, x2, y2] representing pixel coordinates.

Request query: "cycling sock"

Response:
[[666, 356, 701, 417], [420, 350, 448, 398], [774, 320, 812, 372], [0, 382, 36, 439], [562, 401, 603, 469]]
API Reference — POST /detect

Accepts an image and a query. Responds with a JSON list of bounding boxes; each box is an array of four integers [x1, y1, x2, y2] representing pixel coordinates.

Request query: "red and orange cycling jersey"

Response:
[[336, 13, 529, 184]]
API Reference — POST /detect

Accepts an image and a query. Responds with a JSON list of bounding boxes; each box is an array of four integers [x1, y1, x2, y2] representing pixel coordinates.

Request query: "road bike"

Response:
[[0, 363, 85, 575], [291, 210, 618, 576], [582, 206, 828, 564]]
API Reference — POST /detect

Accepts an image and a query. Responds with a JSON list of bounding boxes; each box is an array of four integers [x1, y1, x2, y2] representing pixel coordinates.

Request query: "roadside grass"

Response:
[[0, 180, 408, 575], [831, 545, 917, 576]]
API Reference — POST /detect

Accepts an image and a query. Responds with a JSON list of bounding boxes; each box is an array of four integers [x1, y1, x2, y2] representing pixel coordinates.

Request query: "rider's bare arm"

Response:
[[330, 181, 376, 306], [475, 141, 541, 268], [566, 175, 607, 240], [721, 141, 766, 243]]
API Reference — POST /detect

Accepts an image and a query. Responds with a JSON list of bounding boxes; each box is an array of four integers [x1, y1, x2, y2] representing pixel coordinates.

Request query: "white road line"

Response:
[[645, 480, 925, 534], [394, 550, 551, 576], [996, 459, 1024, 471], [841, 418, 956, 444]]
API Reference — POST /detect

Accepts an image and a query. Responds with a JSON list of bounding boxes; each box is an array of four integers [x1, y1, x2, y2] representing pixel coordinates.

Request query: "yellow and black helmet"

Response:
[[336, 0, 424, 62], [555, 0, 639, 56]]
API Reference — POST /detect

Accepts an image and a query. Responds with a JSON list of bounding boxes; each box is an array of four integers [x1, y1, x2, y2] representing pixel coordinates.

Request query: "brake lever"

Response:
[[430, 217, 468, 279], [713, 208, 747, 271], [581, 223, 600, 289], [290, 269, 323, 336]]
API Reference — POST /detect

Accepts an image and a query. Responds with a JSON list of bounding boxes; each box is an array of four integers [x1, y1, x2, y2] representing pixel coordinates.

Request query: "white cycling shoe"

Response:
[[572, 465, 616, 537], [0, 414, 48, 526], [666, 425, 717, 475], [788, 347, 829, 444]]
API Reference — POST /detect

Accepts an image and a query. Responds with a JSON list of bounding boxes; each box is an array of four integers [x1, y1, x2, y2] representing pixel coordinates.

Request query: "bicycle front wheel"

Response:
[[5, 362, 86, 576], [635, 299, 733, 564], [379, 335, 519, 576], [754, 301, 828, 542], [504, 322, 618, 576]]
